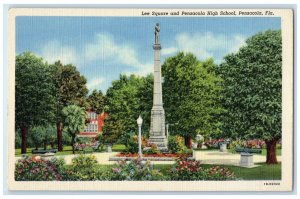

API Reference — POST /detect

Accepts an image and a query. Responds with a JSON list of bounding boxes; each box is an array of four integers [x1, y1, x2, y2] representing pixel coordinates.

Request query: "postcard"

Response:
[[7, 8, 293, 191]]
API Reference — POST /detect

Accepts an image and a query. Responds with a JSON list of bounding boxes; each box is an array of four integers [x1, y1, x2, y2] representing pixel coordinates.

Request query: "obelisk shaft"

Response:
[[153, 45, 163, 107], [149, 23, 168, 151]]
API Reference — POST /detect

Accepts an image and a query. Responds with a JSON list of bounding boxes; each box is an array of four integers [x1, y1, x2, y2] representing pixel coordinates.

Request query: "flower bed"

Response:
[[109, 153, 192, 161], [116, 153, 191, 158], [15, 155, 238, 181]]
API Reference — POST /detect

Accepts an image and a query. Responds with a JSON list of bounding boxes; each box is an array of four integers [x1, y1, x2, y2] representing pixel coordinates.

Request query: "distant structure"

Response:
[[79, 110, 107, 138], [148, 23, 168, 151]]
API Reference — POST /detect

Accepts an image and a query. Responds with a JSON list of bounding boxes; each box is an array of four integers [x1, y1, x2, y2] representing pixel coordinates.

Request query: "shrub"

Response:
[[65, 155, 100, 180], [144, 144, 161, 155], [171, 159, 205, 180], [204, 138, 225, 149], [168, 135, 186, 154], [109, 158, 166, 181], [207, 166, 236, 180], [170, 158, 235, 181], [125, 135, 139, 154], [74, 136, 100, 152], [229, 139, 266, 150], [15, 156, 64, 181]]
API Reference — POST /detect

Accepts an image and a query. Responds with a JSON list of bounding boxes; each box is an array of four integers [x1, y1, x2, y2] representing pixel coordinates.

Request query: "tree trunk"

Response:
[[50, 143, 54, 149], [265, 138, 279, 164], [20, 124, 28, 154], [184, 136, 192, 149], [56, 122, 63, 151], [44, 142, 47, 150]]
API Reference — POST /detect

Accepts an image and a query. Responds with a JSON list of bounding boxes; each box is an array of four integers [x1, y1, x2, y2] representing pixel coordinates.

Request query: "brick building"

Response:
[[78, 110, 107, 138]]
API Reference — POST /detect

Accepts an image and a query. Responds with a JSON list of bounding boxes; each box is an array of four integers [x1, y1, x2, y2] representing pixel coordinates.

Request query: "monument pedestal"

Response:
[[148, 107, 168, 152]]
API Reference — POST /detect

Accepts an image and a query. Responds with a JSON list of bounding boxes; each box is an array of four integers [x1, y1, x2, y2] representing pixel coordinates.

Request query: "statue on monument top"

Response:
[[154, 23, 160, 44]]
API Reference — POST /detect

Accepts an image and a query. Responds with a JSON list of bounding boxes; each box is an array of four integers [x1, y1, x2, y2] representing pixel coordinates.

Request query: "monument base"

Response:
[[147, 136, 168, 152]]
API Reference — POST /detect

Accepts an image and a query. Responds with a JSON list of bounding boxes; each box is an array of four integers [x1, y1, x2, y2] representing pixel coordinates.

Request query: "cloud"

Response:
[[87, 77, 105, 91], [161, 47, 178, 56], [122, 63, 153, 77], [39, 33, 153, 76], [85, 33, 141, 68], [163, 32, 246, 62], [40, 40, 80, 66], [85, 33, 153, 77]]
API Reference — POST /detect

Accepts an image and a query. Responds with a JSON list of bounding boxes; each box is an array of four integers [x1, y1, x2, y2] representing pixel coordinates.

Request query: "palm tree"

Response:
[[62, 105, 86, 154]]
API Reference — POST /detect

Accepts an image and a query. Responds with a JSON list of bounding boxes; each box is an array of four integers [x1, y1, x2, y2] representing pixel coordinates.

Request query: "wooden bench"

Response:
[[235, 147, 262, 154], [32, 149, 58, 154]]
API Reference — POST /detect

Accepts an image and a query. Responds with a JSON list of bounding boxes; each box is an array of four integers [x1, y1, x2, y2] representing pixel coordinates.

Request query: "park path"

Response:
[[193, 150, 281, 166], [15, 150, 281, 166], [15, 152, 175, 165]]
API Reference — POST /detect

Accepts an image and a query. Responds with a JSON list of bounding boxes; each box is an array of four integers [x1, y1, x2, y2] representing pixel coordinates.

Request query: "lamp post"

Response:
[[137, 115, 143, 157]]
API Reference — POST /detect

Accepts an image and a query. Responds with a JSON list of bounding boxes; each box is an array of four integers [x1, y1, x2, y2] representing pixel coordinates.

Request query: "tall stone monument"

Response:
[[148, 23, 168, 151]]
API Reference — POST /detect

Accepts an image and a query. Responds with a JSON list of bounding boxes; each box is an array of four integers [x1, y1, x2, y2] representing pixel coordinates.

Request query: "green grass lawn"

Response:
[[260, 148, 281, 156], [152, 163, 281, 180], [15, 144, 128, 156], [112, 144, 127, 152]]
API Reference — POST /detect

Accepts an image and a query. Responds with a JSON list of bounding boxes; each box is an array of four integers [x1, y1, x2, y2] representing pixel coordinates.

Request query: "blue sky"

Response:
[[16, 16, 281, 93]]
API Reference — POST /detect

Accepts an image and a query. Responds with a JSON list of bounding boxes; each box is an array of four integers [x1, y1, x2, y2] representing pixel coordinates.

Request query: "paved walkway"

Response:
[[193, 150, 281, 166], [15, 152, 175, 165], [15, 150, 281, 167]]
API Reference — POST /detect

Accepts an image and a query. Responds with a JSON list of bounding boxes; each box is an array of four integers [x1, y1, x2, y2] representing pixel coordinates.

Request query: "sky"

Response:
[[16, 16, 281, 93]]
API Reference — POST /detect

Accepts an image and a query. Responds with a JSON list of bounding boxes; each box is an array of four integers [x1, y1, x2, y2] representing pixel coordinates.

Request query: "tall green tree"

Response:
[[52, 61, 88, 151], [218, 30, 282, 164], [62, 105, 86, 154], [27, 125, 56, 150], [28, 126, 45, 150], [44, 125, 57, 149], [87, 90, 105, 114], [162, 52, 223, 147], [16, 52, 56, 154], [103, 74, 153, 144], [137, 74, 153, 136]]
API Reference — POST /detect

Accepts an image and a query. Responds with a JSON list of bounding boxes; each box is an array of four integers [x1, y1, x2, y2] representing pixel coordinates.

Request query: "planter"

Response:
[[106, 144, 112, 152], [220, 143, 227, 152], [240, 153, 254, 167], [192, 143, 198, 149]]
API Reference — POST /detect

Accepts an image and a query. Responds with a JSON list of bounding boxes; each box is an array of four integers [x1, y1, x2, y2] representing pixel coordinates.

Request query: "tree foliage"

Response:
[[103, 74, 153, 144], [51, 61, 89, 151], [162, 52, 223, 144], [62, 105, 87, 154], [53, 61, 89, 109], [27, 125, 56, 150], [15, 52, 56, 153], [218, 30, 282, 164], [87, 90, 105, 114]]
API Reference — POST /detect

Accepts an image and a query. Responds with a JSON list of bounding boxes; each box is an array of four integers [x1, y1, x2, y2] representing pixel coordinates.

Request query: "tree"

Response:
[[218, 30, 282, 164], [28, 126, 45, 150], [52, 61, 88, 151], [103, 74, 153, 144], [27, 125, 56, 150], [44, 125, 57, 149], [162, 52, 223, 148], [16, 52, 56, 154], [137, 74, 154, 136], [87, 90, 105, 114], [62, 105, 86, 154]]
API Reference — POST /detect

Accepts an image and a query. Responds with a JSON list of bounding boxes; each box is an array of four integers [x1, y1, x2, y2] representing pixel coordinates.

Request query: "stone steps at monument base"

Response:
[[148, 138, 168, 144]]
